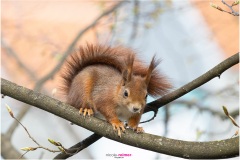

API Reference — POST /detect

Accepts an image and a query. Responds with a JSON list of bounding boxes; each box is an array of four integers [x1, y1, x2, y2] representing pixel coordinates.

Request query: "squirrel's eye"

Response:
[[124, 90, 128, 98]]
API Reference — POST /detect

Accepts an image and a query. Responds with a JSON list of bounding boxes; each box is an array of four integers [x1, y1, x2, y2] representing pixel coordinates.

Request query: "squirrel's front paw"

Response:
[[132, 126, 144, 133], [110, 120, 125, 137], [79, 108, 94, 117]]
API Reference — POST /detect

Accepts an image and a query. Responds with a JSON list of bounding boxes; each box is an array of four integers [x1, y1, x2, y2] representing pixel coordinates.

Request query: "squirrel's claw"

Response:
[[111, 121, 125, 137], [79, 108, 94, 117]]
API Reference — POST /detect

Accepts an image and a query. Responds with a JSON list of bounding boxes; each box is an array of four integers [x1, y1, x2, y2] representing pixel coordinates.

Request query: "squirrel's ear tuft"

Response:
[[145, 55, 161, 86], [122, 54, 134, 85]]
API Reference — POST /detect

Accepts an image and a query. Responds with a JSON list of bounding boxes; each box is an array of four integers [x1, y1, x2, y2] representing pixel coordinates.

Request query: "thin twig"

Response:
[[7, 106, 32, 137], [54, 133, 102, 159], [19, 151, 29, 159], [221, 0, 239, 16], [210, 1, 239, 16], [5, 105, 61, 157], [14, 116, 41, 146]]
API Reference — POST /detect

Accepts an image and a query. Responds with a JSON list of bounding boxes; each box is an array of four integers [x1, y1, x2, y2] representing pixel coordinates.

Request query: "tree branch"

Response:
[[1, 78, 239, 159], [145, 52, 239, 113]]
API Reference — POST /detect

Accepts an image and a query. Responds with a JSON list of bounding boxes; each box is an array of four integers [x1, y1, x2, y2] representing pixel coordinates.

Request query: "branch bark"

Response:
[[1, 78, 239, 159]]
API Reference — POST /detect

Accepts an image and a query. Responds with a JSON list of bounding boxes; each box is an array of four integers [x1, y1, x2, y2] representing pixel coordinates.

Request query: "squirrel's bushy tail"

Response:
[[60, 44, 171, 97], [60, 44, 134, 94]]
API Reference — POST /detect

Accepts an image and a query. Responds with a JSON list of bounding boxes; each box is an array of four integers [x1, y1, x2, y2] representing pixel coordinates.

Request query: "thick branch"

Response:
[[1, 78, 239, 159], [145, 52, 239, 113]]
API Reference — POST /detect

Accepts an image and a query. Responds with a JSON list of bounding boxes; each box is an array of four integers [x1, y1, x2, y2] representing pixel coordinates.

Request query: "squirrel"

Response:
[[60, 44, 171, 137]]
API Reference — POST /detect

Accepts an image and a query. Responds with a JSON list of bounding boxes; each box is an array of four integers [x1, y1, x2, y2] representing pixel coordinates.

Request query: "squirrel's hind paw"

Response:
[[79, 108, 94, 117]]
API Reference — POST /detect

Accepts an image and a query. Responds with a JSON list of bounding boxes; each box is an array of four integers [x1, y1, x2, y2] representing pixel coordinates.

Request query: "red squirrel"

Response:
[[60, 44, 171, 137]]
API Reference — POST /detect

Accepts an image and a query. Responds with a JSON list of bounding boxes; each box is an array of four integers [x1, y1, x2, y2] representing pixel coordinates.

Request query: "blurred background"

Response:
[[1, 0, 239, 159]]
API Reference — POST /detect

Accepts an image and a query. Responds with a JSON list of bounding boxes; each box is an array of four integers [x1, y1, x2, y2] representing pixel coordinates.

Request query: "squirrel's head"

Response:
[[119, 55, 158, 114]]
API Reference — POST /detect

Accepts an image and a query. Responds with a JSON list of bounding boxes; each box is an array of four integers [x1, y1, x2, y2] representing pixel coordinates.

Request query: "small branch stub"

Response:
[[222, 106, 239, 128], [48, 139, 62, 146]]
